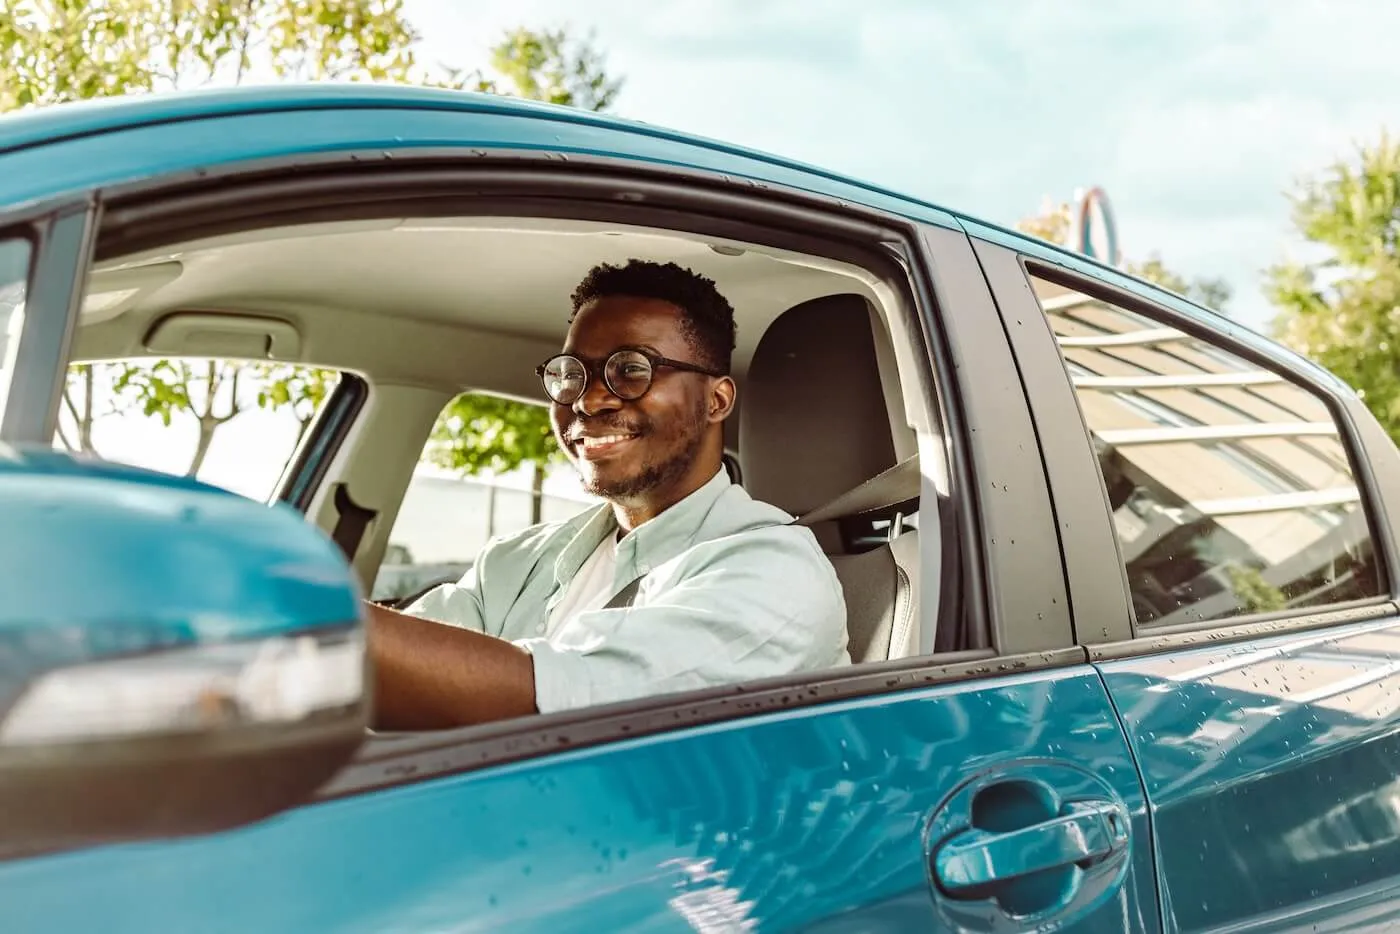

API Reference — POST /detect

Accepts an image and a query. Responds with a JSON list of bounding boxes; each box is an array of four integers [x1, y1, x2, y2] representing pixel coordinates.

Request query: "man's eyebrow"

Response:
[[567, 342, 666, 360]]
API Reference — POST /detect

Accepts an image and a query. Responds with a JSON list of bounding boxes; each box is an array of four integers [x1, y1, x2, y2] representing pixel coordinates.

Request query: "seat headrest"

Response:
[[739, 294, 898, 516]]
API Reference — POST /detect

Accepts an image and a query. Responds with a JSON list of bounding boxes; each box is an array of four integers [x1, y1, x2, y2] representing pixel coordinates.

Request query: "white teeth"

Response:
[[578, 435, 632, 448]]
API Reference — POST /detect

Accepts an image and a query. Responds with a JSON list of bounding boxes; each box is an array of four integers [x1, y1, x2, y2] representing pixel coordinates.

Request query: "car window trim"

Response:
[[985, 242, 1396, 651], [918, 225, 1073, 655], [275, 371, 370, 512], [0, 197, 97, 444], [91, 156, 985, 648], [967, 236, 1136, 646], [317, 646, 1086, 802]]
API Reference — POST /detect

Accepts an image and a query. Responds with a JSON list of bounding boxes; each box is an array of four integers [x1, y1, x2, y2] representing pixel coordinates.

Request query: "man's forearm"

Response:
[[365, 602, 538, 730]]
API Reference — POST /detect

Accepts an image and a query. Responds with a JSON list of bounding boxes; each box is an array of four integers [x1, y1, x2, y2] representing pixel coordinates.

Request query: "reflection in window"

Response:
[[1031, 274, 1383, 626]]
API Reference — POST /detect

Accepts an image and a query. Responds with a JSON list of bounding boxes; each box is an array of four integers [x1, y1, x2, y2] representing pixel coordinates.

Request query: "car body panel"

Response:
[[0, 667, 1157, 933], [1098, 610, 1400, 933], [971, 223, 1400, 932]]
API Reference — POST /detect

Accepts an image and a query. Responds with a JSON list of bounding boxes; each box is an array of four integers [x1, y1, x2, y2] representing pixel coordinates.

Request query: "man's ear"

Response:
[[708, 376, 737, 423]]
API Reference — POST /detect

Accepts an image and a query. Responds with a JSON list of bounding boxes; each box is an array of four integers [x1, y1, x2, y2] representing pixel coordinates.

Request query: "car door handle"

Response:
[[933, 800, 1129, 895]]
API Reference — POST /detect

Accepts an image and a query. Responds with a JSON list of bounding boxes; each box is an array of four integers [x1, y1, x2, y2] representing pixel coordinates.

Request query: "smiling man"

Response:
[[366, 259, 850, 730]]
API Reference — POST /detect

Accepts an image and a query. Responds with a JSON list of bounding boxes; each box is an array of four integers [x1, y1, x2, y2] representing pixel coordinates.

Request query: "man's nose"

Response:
[[574, 373, 622, 417]]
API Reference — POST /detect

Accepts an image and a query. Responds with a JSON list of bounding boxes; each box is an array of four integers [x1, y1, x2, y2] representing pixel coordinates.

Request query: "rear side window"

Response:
[[370, 392, 597, 604], [0, 237, 33, 427], [1030, 274, 1383, 626], [52, 357, 345, 503]]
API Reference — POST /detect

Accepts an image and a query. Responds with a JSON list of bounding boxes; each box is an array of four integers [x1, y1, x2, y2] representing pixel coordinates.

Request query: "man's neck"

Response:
[[609, 465, 723, 533]]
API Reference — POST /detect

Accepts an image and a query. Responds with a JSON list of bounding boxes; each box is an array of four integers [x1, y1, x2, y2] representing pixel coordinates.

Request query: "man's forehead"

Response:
[[564, 295, 689, 353]]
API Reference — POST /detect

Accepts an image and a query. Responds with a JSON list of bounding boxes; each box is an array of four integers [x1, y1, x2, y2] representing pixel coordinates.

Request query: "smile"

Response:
[[573, 434, 639, 458]]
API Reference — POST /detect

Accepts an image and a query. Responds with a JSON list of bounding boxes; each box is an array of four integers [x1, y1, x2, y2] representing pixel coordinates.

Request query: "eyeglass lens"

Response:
[[541, 350, 654, 405]]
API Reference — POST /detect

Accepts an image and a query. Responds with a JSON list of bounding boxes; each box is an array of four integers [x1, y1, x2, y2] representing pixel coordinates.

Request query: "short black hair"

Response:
[[569, 259, 737, 373]]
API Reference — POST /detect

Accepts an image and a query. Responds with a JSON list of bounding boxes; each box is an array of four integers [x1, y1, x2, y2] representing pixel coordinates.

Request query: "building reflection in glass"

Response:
[[1031, 276, 1382, 626]]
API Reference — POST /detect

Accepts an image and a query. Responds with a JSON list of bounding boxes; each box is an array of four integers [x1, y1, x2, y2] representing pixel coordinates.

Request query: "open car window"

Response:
[[69, 175, 979, 730]]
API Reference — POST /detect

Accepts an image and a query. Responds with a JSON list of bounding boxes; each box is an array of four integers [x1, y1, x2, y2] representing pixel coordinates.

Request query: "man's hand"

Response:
[[366, 602, 538, 730]]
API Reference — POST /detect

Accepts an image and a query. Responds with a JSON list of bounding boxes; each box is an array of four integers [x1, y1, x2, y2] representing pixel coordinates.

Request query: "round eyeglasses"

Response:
[[536, 348, 725, 406]]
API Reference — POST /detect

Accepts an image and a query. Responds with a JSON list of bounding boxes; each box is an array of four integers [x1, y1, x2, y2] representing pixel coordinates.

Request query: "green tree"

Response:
[[113, 359, 249, 475], [1, 2, 622, 500], [1266, 132, 1400, 446], [489, 27, 622, 111], [1, 0, 421, 472], [1016, 201, 1233, 312], [253, 363, 340, 446]]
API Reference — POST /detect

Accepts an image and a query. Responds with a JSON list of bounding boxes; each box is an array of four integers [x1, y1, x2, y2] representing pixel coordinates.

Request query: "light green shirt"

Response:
[[407, 467, 851, 713]]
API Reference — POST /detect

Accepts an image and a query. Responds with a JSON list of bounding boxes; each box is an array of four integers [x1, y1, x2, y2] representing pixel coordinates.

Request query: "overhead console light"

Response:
[[709, 244, 746, 257]]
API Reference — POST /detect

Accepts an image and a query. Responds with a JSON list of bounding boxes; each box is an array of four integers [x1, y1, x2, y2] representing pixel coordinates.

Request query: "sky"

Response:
[[406, 0, 1399, 332], [46, 1, 1400, 543]]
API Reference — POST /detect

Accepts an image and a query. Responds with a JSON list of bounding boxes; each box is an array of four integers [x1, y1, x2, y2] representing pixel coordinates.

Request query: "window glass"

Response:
[[1031, 274, 1383, 625], [0, 237, 33, 428], [370, 392, 598, 604], [51, 358, 341, 502]]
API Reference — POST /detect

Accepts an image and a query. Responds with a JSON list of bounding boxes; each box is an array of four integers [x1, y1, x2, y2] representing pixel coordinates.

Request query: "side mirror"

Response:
[[0, 446, 369, 857]]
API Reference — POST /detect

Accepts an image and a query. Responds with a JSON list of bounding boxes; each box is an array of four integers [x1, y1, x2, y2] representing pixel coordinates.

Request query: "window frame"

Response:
[[72, 139, 1077, 795], [0, 197, 97, 444], [970, 233, 1398, 654]]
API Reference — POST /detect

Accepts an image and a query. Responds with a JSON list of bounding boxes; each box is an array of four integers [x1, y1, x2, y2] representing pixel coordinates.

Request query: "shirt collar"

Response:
[[550, 467, 731, 598]]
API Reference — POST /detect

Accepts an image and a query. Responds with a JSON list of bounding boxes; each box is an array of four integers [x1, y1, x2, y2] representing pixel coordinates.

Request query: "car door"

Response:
[[0, 96, 1159, 932], [971, 224, 1400, 933]]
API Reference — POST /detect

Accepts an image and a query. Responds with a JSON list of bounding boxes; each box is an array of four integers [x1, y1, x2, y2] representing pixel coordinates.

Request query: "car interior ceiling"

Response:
[[74, 214, 931, 662]]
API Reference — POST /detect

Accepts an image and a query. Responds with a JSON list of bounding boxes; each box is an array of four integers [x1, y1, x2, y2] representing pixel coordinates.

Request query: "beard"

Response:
[[574, 396, 708, 502]]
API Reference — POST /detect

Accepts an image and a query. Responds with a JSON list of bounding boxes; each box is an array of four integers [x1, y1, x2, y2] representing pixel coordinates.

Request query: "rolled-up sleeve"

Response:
[[404, 566, 489, 633], [514, 527, 849, 714]]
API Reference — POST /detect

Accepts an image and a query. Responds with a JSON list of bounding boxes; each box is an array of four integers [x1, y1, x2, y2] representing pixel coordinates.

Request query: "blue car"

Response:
[[1, 85, 1398, 933]]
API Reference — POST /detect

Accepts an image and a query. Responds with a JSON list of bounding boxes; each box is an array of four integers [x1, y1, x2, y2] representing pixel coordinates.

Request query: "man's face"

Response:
[[550, 295, 719, 505]]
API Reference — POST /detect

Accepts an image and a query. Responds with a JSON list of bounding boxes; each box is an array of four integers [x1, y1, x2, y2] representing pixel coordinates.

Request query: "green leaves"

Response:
[[424, 393, 564, 477], [1268, 133, 1400, 446], [489, 27, 623, 111], [252, 364, 338, 432], [5, 5, 623, 489], [0, 0, 427, 110]]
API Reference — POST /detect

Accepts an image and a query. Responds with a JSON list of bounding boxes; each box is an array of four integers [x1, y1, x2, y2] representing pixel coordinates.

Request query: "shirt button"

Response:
[[638, 563, 650, 574], [536, 624, 545, 634]]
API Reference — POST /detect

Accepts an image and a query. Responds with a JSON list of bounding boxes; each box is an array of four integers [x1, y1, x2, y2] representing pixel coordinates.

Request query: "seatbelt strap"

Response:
[[602, 574, 646, 610], [330, 483, 377, 561], [796, 455, 920, 526]]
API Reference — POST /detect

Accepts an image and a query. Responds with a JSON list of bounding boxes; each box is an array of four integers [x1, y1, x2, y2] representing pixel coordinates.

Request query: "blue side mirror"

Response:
[[0, 445, 369, 857]]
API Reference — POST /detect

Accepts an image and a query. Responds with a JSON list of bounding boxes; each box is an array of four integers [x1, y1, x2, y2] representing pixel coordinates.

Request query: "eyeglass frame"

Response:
[[534, 346, 727, 406]]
